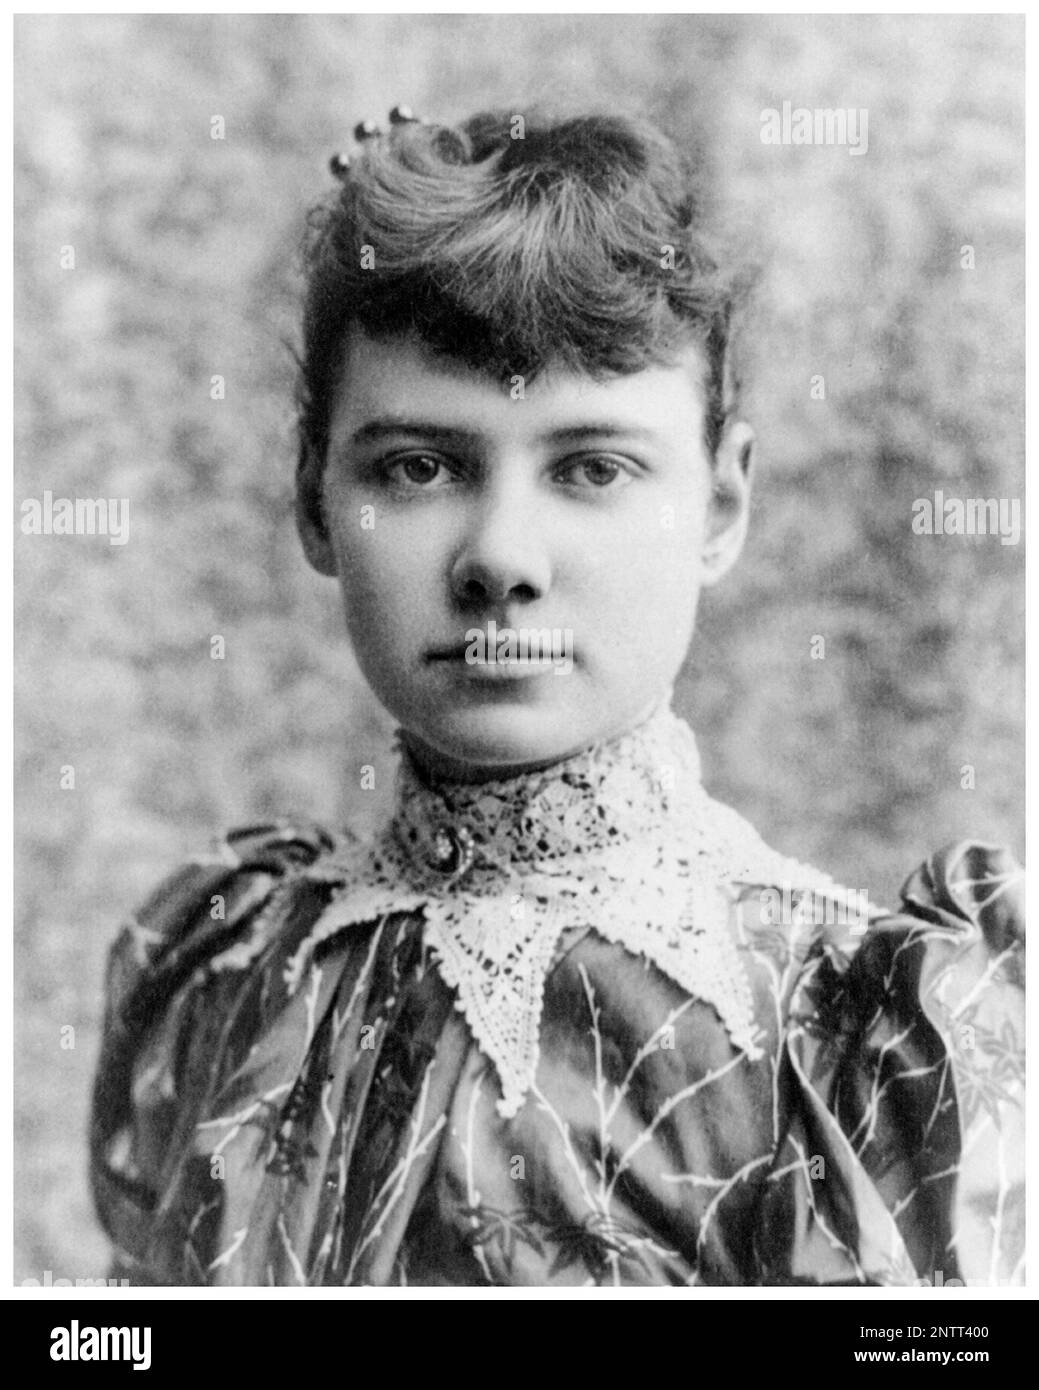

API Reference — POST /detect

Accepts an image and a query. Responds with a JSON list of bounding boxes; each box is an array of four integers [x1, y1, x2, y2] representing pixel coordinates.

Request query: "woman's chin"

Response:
[[402, 700, 607, 781]]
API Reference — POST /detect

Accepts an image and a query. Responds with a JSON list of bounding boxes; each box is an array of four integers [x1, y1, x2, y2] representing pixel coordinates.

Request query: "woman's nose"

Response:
[[449, 491, 552, 608]]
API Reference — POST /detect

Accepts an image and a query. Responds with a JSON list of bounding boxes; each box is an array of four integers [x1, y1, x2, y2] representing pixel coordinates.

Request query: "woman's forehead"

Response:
[[329, 329, 709, 447]]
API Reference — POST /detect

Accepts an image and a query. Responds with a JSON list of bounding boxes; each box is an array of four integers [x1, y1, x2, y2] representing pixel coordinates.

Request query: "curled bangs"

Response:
[[299, 108, 742, 463]]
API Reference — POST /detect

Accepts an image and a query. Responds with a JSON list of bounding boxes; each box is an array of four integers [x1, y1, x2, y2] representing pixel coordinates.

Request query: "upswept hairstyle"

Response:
[[297, 108, 741, 483]]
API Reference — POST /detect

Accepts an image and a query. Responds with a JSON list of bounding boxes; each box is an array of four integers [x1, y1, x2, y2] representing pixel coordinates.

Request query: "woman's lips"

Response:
[[426, 619, 576, 681], [428, 651, 557, 680]]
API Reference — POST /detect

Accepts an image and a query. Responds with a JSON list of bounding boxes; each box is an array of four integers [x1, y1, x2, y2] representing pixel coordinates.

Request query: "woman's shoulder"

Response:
[[734, 832, 1023, 956], [804, 839, 1021, 973], [814, 839, 1025, 1055], [767, 840, 1025, 1286], [99, 818, 347, 1028], [732, 837, 1024, 1038], [91, 817, 360, 1257], [129, 817, 337, 933], [895, 839, 1024, 950]]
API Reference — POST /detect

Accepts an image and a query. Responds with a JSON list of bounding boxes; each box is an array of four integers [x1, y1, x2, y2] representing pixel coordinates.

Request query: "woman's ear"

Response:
[[295, 444, 339, 577], [700, 420, 754, 587]]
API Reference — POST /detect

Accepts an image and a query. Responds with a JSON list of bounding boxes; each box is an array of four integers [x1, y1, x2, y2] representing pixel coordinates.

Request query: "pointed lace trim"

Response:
[[285, 707, 848, 1118]]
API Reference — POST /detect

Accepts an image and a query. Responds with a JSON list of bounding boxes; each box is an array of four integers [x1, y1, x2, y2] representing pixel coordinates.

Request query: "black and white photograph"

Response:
[[13, 7, 1027, 1321]]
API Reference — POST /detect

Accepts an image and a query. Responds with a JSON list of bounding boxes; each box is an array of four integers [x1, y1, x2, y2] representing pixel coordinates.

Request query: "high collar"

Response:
[[288, 702, 839, 1119], [389, 701, 702, 891]]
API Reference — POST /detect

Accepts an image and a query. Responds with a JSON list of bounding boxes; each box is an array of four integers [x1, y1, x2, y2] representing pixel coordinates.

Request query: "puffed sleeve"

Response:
[[89, 821, 335, 1282], [757, 842, 1024, 1287]]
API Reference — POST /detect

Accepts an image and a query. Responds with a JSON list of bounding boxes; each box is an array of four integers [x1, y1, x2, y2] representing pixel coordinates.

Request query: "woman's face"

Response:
[[300, 329, 753, 779]]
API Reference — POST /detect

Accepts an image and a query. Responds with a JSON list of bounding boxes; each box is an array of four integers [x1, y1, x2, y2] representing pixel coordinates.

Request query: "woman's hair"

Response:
[[296, 107, 742, 479]]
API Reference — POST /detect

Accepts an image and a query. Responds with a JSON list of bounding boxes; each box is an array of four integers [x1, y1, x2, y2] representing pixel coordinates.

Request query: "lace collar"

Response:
[[286, 702, 839, 1118]]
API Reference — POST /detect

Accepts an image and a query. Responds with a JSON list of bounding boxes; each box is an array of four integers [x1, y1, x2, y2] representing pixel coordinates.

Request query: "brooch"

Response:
[[428, 824, 476, 882]]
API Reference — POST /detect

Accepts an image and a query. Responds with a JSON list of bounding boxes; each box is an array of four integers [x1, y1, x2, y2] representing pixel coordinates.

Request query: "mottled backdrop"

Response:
[[14, 13, 1024, 1280]]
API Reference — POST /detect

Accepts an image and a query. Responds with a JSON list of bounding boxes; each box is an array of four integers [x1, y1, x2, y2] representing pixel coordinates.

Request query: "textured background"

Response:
[[14, 13, 1024, 1280]]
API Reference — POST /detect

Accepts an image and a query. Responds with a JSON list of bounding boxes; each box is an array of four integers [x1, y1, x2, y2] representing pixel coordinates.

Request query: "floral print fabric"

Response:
[[91, 820, 1024, 1286]]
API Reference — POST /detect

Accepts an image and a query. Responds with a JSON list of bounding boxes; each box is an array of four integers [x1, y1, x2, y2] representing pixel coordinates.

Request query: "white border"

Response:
[[7, 4, 1033, 1304]]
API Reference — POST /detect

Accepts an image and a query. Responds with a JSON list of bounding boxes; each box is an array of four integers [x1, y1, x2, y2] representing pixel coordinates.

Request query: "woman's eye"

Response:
[[384, 454, 452, 488], [557, 455, 633, 490]]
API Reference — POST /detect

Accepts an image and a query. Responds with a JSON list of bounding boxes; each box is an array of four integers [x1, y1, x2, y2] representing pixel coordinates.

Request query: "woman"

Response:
[[91, 106, 1025, 1287]]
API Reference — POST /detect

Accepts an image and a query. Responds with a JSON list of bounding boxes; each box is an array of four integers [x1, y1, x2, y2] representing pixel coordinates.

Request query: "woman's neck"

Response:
[[399, 736, 570, 786]]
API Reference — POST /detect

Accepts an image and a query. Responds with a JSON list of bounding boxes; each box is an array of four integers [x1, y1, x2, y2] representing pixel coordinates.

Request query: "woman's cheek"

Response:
[[338, 516, 427, 604], [622, 507, 702, 589]]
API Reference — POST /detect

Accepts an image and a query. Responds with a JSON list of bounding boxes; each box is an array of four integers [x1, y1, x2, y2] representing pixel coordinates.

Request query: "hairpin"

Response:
[[331, 108, 431, 180]]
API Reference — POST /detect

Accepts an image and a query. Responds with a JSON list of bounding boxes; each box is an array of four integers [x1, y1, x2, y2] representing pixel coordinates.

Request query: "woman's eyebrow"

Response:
[[346, 419, 659, 449], [346, 419, 477, 449], [539, 424, 658, 445]]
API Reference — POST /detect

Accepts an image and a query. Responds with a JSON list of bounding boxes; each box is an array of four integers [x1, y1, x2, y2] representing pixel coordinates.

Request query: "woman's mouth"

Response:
[[427, 650, 558, 681], [427, 628, 574, 680]]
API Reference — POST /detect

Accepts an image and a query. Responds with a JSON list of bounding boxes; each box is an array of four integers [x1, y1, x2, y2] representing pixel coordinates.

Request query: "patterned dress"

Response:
[[90, 706, 1025, 1286]]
